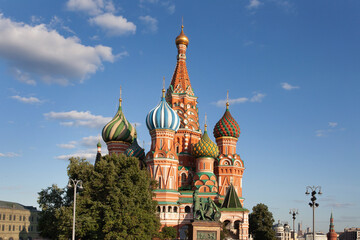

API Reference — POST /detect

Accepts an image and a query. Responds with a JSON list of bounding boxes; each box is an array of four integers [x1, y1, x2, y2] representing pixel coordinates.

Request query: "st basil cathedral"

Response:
[[101, 25, 249, 240]]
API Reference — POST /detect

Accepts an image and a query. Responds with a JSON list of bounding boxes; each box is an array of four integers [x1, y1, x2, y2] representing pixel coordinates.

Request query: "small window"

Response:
[[163, 206, 166, 212], [9, 215, 12, 221], [19, 225, 21, 231], [2, 214, 4, 220], [168, 206, 172, 212], [13, 215, 16, 221], [19, 216, 22, 221], [185, 206, 191, 213], [157, 206, 161, 212], [174, 206, 178, 213], [9, 225, 11, 231]]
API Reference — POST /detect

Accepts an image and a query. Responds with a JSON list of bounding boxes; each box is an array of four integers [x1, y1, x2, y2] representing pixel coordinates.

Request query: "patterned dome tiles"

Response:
[[192, 129, 219, 159], [125, 137, 145, 161], [213, 108, 240, 139]]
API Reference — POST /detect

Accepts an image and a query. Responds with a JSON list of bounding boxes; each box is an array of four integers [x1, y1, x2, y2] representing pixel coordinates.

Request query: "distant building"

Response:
[[298, 222, 303, 236], [273, 220, 292, 240], [301, 232, 327, 240], [0, 200, 43, 240], [339, 227, 360, 240], [327, 212, 338, 240]]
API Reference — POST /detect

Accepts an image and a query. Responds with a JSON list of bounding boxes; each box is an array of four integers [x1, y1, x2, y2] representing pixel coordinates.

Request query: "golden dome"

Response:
[[175, 25, 189, 46]]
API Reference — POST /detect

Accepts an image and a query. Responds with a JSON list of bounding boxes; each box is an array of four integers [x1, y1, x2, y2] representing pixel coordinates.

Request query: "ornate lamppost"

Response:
[[68, 179, 83, 240], [305, 186, 322, 240], [289, 209, 298, 240]]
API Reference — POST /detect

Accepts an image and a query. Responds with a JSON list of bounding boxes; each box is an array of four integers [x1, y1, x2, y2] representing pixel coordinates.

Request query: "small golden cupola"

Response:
[[175, 25, 189, 46]]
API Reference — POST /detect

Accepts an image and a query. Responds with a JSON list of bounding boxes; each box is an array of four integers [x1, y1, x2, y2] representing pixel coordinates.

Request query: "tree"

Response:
[[37, 184, 67, 239], [249, 203, 276, 240], [38, 155, 160, 239], [160, 226, 177, 240]]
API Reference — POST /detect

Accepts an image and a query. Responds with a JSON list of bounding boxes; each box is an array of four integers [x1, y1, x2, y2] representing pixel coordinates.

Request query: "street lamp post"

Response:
[[68, 179, 83, 240], [289, 209, 298, 240], [305, 186, 322, 240]]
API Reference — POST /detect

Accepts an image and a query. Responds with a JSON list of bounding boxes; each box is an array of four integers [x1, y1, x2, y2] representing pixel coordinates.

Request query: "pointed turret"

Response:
[[95, 140, 102, 167], [221, 184, 243, 209], [327, 212, 337, 240], [164, 25, 201, 169]]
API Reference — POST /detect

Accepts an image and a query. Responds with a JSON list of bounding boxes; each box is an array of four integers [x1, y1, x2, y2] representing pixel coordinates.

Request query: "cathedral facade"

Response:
[[101, 25, 249, 240]]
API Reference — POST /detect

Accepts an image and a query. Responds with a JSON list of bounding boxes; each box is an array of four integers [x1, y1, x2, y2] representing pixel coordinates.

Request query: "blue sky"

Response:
[[0, 0, 359, 233]]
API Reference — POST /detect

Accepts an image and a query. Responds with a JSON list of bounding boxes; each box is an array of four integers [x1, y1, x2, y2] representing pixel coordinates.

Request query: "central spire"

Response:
[[167, 24, 194, 97]]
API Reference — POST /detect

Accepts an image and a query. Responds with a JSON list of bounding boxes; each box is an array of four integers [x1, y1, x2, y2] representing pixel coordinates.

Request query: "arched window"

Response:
[[185, 206, 191, 213], [224, 220, 231, 230], [176, 145, 179, 153], [157, 206, 161, 212], [163, 206, 166, 212], [168, 206, 172, 212], [174, 206, 178, 213], [181, 173, 187, 184]]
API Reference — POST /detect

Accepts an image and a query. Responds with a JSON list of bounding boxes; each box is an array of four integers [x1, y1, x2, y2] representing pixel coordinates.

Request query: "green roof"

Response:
[[221, 184, 243, 209]]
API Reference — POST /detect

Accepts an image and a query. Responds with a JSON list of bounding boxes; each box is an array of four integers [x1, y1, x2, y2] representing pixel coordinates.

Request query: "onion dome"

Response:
[[175, 25, 189, 46], [192, 124, 219, 158], [97, 141, 101, 148], [146, 89, 180, 132], [102, 95, 136, 143], [125, 133, 145, 161], [213, 101, 240, 139]]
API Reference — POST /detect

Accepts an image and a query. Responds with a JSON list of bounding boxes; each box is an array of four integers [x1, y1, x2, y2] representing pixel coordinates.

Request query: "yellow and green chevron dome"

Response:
[[192, 128, 219, 159]]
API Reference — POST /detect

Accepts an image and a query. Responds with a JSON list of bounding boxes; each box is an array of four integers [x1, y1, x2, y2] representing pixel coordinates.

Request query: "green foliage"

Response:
[[38, 155, 160, 239], [37, 184, 67, 239], [160, 226, 177, 240], [249, 203, 276, 240]]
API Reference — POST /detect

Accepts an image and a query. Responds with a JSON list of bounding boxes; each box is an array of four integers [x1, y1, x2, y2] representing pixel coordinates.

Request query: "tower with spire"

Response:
[[214, 92, 245, 204], [327, 212, 337, 240]]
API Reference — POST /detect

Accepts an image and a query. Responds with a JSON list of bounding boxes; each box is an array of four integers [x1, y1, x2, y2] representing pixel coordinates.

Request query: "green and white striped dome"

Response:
[[102, 99, 136, 143]]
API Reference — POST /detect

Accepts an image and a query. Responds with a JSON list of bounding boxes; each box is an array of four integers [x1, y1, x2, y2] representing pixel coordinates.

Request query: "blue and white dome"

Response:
[[146, 92, 180, 132]]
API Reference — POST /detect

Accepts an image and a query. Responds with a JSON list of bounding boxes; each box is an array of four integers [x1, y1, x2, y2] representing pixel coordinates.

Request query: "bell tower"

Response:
[[166, 25, 201, 170]]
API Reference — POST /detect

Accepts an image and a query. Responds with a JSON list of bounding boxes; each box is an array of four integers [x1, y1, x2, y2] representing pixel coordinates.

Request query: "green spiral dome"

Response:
[[102, 100, 136, 143], [192, 127, 219, 159]]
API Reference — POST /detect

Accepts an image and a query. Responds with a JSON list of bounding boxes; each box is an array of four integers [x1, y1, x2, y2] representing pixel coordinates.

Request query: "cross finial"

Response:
[[226, 90, 229, 109], [182, 16, 184, 27], [119, 86, 122, 106], [162, 76, 166, 97]]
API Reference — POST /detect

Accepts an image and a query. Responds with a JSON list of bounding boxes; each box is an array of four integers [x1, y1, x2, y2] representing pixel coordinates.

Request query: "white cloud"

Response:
[[0, 152, 21, 158], [214, 92, 265, 107], [56, 152, 96, 161], [57, 142, 76, 149], [0, 14, 115, 85], [250, 92, 266, 102], [44, 110, 111, 128], [10, 68, 36, 85], [139, 15, 158, 33], [281, 82, 299, 90], [66, 0, 115, 15], [248, 0, 262, 9], [315, 122, 344, 137], [328, 122, 338, 128], [11, 95, 42, 104], [89, 13, 136, 36]]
